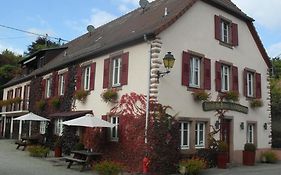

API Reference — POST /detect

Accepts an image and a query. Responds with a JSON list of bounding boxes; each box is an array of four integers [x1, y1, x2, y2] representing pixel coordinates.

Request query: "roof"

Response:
[[3, 0, 269, 88]]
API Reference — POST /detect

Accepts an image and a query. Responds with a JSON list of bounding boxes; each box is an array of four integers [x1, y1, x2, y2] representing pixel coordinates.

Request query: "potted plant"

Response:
[[50, 97, 60, 109], [260, 151, 278, 163], [179, 158, 207, 175], [216, 140, 228, 169], [243, 143, 256, 166], [250, 99, 263, 108], [94, 160, 123, 175], [222, 91, 239, 102], [74, 90, 89, 102], [192, 90, 210, 102], [54, 137, 63, 157], [36, 100, 46, 111], [101, 88, 118, 103]]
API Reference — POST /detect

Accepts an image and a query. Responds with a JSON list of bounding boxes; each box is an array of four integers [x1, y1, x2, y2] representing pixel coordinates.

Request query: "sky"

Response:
[[0, 0, 280, 58]]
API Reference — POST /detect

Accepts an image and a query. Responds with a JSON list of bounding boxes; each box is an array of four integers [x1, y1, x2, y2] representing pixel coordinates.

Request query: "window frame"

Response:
[[82, 66, 91, 91], [54, 118, 63, 136], [180, 122, 190, 149], [195, 122, 205, 148], [45, 77, 52, 98], [58, 74, 65, 96], [112, 57, 121, 87], [110, 116, 119, 141], [221, 64, 230, 92], [221, 19, 231, 44], [247, 72, 254, 97], [247, 123, 255, 144], [189, 56, 201, 88], [40, 121, 47, 134]]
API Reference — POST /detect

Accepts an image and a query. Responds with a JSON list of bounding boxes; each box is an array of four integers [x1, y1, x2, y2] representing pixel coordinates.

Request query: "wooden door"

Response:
[[221, 119, 231, 162]]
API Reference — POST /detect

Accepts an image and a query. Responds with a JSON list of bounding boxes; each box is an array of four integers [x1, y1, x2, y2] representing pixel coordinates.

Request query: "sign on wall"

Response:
[[202, 101, 248, 114]]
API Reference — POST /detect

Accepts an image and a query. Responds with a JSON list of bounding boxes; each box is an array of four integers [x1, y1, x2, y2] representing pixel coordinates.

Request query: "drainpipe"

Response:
[[144, 34, 152, 144]]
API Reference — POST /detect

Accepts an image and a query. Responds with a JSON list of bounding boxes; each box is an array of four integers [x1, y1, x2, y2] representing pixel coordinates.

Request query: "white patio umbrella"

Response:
[[13, 112, 50, 139], [62, 114, 115, 128]]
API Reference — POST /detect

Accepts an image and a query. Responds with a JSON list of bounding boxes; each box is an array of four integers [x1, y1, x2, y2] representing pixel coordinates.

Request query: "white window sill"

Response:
[[180, 146, 189, 150]]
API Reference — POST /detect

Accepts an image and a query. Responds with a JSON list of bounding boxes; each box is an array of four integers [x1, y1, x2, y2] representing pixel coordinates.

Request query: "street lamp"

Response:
[[157, 52, 175, 79]]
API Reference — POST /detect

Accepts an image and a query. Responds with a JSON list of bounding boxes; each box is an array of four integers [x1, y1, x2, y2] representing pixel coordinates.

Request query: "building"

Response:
[[0, 0, 271, 165]]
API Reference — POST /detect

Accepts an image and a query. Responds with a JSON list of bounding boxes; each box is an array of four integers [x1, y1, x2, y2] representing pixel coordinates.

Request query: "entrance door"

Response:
[[5, 118, 11, 138], [220, 119, 231, 162]]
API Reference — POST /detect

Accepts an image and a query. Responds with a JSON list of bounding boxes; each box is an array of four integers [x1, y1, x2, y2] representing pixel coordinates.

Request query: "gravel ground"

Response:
[[0, 139, 95, 175]]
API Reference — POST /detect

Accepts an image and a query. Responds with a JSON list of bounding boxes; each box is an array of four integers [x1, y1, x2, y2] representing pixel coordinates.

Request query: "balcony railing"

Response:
[[0, 98, 29, 112]]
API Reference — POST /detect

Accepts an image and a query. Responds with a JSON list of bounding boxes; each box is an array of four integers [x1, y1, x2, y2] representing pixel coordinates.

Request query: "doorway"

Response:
[[220, 119, 231, 162]]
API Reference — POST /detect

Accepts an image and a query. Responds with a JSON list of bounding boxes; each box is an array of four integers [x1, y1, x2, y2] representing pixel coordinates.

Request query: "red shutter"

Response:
[[232, 23, 238, 46], [204, 58, 211, 90], [52, 71, 59, 96], [42, 79, 46, 98], [103, 58, 110, 89], [76, 66, 82, 91], [232, 66, 239, 93], [102, 115, 107, 121], [243, 69, 247, 97], [255, 73, 262, 99], [121, 52, 129, 85], [90, 63, 96, 90], [23, 85, 27, 110], [215, 61, 221, 92], [182, 51, 190, 86], [215, 15, 221, 40]]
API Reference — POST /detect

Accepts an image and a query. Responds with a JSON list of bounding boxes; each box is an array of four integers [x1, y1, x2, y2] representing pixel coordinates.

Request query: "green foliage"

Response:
[[50, 97, 60, 108], [61, 126, 79, 155], [0, 97, 22, 107], [74, 142, 85, 150], [217, 140, 228, 152], [250, 99, 263, 108], [28, 146, 49, 157], [179, 158, 207, 175], [36, 100, 46, 111], [26, 37, 60, 55], [94, 160, 123, 175], [74, 90, 89, 102], [192, 90, 210, 101], [261, 151, 278, 163], [101, 88, 118, 103], [223, 91, 239, 102], [244, 143, 256, 152], [271, 57, 281, 79]]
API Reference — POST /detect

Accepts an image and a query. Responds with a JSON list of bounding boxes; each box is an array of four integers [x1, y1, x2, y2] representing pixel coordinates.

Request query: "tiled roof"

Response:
[[3, 0, 264, 88]]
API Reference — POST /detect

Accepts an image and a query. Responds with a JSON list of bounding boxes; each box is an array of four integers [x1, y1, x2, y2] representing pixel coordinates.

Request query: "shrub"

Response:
[[217, 140, 228, 153], [250, 99, 263, 108], [192, 90, 210, 101], [50, 97, 60, 108], [28, 145, 49, 157], [261, 151, 278, 163], [74, 90, 89, 102], [244, 143, 256, 152], [197, 148, 217, 168], [94, 160, 123, 175], [74, 142, 85, 150], [101, 88, 118, 103], [223, 91, 239, 102], [179, 157, 207, 175], [36, 100, 46, 111]]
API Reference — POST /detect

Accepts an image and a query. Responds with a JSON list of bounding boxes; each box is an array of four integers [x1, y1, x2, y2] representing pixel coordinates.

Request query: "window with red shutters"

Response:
[[214, 15, 238, 46], [232, 66, 239, 93], [215, 61, 222, 92], [243, 69, 262, 99], [255, 73, 261, 99], [182, 51, 211, 90], [90, 63, 96, 90], [103, 52, 129, 89]]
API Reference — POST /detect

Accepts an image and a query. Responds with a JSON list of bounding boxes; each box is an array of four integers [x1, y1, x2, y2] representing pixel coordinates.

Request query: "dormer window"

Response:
[[215, 15, 238, 46]]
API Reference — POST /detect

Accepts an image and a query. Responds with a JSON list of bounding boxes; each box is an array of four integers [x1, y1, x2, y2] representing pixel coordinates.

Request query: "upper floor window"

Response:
[[110, 116, 119, 141], [182, 51, 211, 90], [215, 15, 238, 46], [215, 61, 239, 93], [195, 122, 205, 148], [83, 66, 91, 91], [221, 64, 230, 92], [243, 69, 262, 99], [23, 85, 30, 110], [180, 122, 190, 149], [58, 74, 65, 96], [103, 52, 129, 89], [45, 77, 52, 98]]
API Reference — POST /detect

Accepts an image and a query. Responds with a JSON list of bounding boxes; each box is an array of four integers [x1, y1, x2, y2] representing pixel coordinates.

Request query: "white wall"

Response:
[[157, 1, 270, 150], [2, 81, 31, 101]]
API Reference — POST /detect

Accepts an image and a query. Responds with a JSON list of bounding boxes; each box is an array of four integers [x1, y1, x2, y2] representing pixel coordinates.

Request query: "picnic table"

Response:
[[64, 150, 102, 172], [15, 135, 43, 151]]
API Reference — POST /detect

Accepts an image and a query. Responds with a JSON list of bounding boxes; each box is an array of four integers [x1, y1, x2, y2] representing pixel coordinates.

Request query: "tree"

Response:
[[25, 37, 60, 56]]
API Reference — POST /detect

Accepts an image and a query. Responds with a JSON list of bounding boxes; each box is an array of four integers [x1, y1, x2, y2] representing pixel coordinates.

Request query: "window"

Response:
[[189, 56, 201, 88], [110, 116, 119, 141], [83, 66, 91, 90], [247, 124, 255, 144], [247, 72, 254, 97], [58, 74, 65, 96], [14, 87, 22, 111], [40, 121, 47, 134], [54, 119, 63, 136], [45, 78, 52, 98], [215, 15, 238, 46], [221, 65, 230, 92], [180, 122, 190, 149], [112, 58, 121, 87], [195, 122, 205, 148]]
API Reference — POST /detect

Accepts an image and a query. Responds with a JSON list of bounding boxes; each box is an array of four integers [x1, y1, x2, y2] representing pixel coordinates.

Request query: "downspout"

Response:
[[144, 34, 152, 144]]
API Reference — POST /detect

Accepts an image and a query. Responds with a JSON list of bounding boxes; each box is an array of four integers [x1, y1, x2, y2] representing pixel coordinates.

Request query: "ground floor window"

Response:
[[40, 121, 47, 134], [195, 122, 205, 148], [54, 119, 63, 136], [247, 123, 255, 144], [110, 116, 119, 141], [180, 122, 190, 149]]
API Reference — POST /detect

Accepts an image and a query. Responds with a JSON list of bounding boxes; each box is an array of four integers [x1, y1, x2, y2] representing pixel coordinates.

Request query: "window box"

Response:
[[192, 90, 210, 102], [221, 91, 239, 102], [36, 100, 46, 111], [249, 99, 263, 108], [101, 88, 118, 103], [74, 90, 89, 102], [50, 97, 60, 109]]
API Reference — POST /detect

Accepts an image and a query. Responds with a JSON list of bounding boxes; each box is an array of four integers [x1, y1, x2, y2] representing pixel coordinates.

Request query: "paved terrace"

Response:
[[0, 139, 281, 175]]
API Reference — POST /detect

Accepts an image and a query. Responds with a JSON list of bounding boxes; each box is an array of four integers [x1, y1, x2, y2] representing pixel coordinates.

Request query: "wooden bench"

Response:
[[15, 140, 29, 151], [64, 157, 87, 172]]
